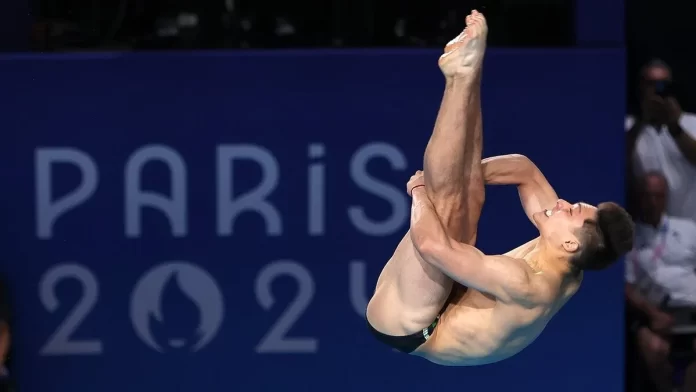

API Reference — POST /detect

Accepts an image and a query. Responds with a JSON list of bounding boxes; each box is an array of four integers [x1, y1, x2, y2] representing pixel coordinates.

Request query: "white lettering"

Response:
[[124, 145, 187, 237], [307, 143, 326, 236], [348, 143, 408, 236], [35, 148, 98, 239], [39, 264, 102, 355], [349, 260, 369, 317], [255, 260, 318, 353], [216, 145, 282, 236]]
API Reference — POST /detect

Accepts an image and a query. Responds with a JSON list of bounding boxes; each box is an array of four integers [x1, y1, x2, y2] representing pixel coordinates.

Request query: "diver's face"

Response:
[[534, 200, 598, 250]]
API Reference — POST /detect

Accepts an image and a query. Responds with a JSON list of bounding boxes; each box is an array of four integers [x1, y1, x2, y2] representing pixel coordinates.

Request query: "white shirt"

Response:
[[626, 113, 696, 221], [625, 216, 696, 307]]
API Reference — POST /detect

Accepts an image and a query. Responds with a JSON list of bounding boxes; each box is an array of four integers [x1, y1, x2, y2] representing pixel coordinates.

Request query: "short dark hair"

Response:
[[571, 202, 635, 271]]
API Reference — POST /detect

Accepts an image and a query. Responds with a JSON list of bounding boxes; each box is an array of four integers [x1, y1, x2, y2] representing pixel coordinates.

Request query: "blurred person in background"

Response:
[[0, 277, 12, 392], [626, 59, 696, 222], [625, 172, 696, 392]]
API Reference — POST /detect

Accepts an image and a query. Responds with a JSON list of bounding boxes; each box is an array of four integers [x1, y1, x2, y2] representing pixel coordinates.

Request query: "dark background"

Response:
[[626, 0, 695, 113], [0, 0, 689, 111]]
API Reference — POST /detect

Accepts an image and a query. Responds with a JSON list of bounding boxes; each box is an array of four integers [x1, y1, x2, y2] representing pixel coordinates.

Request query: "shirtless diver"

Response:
[[365, 10, 634, 366]]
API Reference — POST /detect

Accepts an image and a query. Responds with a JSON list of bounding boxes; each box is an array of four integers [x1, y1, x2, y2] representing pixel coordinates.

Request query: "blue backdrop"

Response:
[[0, 48, 624, 392]]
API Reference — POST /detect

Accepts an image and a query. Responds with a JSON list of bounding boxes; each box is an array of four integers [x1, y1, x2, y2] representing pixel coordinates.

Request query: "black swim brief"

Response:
[[366, 315, 440, 354]]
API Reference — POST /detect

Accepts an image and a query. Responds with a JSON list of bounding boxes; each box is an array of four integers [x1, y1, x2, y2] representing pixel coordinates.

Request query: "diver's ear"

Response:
[[562, 240, 580, 253]]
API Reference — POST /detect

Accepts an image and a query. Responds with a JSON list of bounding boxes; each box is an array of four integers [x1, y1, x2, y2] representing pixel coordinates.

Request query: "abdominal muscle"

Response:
[[417, 298, 551, 366], [415, 237, 552, 366]]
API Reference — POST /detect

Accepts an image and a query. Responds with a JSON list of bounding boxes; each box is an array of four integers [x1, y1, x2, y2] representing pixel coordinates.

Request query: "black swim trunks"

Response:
[[366, 315, 440, 353]]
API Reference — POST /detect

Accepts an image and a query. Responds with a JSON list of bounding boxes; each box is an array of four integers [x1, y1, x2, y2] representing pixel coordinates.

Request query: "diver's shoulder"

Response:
[[504, 237, 540, 258], [538, 269, 581, 305]]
